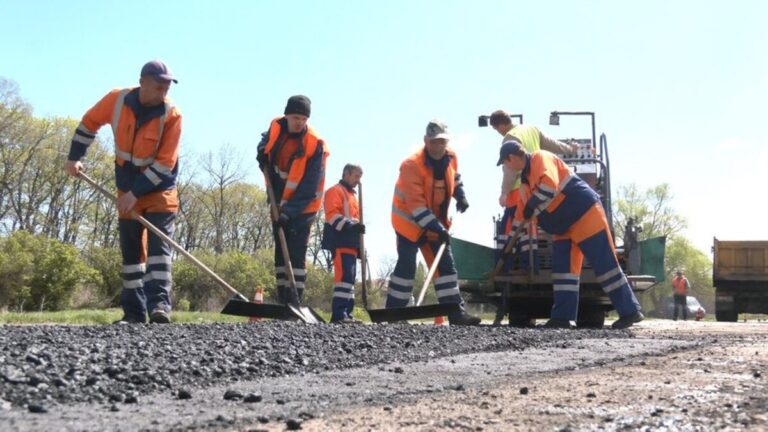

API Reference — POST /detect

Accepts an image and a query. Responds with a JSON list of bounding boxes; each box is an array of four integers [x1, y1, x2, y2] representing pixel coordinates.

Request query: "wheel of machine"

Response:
[[715, 308, 738, 322], [577, 309, 606, 328]]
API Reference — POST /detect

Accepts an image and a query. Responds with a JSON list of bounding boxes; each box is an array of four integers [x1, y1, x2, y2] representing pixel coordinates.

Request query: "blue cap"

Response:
[[497, 139, 524, 165], [140, 60, 178, 83]]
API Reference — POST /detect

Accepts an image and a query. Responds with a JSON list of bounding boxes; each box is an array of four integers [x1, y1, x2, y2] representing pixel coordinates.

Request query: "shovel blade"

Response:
[[221, 299, 299, 321], [366, 303, 462, 323], [288, 304, 326, 324], [221, 299, 326, 324]]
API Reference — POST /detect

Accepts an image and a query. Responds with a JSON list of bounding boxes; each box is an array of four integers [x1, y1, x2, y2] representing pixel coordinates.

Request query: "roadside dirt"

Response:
[[303, 320, 768, 431]]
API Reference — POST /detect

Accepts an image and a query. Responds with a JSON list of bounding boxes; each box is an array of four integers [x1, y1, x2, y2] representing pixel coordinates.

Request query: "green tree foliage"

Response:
[[614, 183, 687, 243], [0, 231, 98, 311], [613, 183, 713, 315], [662, 237, 714, 312]]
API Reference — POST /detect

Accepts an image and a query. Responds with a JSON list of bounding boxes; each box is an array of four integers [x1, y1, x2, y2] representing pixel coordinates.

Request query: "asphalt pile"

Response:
[[0, 322, 630, 410]]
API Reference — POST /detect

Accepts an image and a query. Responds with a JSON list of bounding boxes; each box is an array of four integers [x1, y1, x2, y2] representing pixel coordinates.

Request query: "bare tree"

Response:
[[199, 145, 245, 254]]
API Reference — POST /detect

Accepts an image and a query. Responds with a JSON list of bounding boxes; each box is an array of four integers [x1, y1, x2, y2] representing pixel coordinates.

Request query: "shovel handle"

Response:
[[77, 172, 247, 301], [416, 241, 447, 306], [261, 168, 300, 305], [358, 182, 369, 309], [489, 219, 529, 280]]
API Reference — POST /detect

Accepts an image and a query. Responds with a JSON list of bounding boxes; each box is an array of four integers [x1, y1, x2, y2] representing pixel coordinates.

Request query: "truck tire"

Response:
[[715, 308, 738, 322], [577, 309, 606, 328]]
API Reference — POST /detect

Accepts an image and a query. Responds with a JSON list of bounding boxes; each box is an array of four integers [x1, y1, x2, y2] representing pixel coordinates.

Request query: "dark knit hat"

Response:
[[284, 95, 311, 117]]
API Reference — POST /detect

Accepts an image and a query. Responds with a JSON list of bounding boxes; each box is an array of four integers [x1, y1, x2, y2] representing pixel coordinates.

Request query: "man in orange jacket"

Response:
[[321, 164, 364, 323], [65, 60, 182, 324], [498, 140, 643, 329], [257, 96, 329, 305], [386, 120, 480, 325], [672, 270, 690, 320]]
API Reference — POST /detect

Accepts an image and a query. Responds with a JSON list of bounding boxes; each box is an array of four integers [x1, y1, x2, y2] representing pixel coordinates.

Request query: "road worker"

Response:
[[672, 270, 691, 320], [497, 140, 643, 329], [321, 164, 364, 324], [488, 110, 578, 325], [257, 95, 329, 305], [385, 120, 480, 325], [64, 60, 182, 324]]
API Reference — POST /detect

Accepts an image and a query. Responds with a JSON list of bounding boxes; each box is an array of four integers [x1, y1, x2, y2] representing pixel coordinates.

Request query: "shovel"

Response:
[[227, 168, 325, 323], [488, 218, 530, 281], [358, 182, 370, 310], [366, 233, 460, 323], [77, 172, 291, 319]]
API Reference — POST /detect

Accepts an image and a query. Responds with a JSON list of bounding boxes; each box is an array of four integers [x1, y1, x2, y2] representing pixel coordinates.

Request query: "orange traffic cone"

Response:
[[249, 287, 264, 322], [434, 315, 446, 326]]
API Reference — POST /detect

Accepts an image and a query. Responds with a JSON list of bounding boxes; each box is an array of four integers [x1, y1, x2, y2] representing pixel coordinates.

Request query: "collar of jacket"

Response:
[[124, 88, 167, 130], [278, 117, 307, 158], [338, 179, 356, 193], [520, 154, 532, 184], [420, 146, 453, 167]]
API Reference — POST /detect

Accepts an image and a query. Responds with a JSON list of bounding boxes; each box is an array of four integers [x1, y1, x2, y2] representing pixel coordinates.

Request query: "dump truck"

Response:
[[713, 238, 768, 321], [456, 111, 665, 328]]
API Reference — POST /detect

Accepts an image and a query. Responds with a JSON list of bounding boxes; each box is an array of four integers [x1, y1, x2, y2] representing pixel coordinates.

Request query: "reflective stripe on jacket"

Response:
[[391, 147, 457, 242], [263, 117, 328, 215], [68, 87, 182, 197], [321, 181, 360, 250], [515, 150, 599, 235]]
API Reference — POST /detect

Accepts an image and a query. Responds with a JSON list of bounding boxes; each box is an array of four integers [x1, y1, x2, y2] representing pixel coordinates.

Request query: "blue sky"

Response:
[[2, 0, 767, 272]]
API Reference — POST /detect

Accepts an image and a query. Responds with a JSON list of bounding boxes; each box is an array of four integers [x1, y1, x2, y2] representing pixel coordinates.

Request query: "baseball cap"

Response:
[[425, 120, 450, 140], [497, 139, 524, 165], [140, 60, 178, 83]]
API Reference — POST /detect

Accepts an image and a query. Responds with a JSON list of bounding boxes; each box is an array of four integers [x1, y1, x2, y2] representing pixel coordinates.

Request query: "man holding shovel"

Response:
[[321, 164, 364, 324], [257, 95, 329, 306], [385, 120, 480, 325], [64, 60, 182, 324]]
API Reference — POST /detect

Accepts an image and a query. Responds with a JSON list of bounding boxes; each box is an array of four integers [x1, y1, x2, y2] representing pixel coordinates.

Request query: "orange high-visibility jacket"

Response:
[[321, 181, 360, 250], [391, 147, 457, 242], [515, 150, 599, 235], [672, 276, 689, 295], [263, 117, 329, 215], [68, 88, 182, 197]]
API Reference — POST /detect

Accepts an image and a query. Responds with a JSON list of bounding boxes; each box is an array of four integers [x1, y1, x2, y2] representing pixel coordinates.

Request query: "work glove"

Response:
[[523, 204, 536, 220], [425, 219, 450, 244], [437, 229, 451, 245], [456, 196, 469, 213], [274, 212, 290, 230], [348, 223, 366, 235]]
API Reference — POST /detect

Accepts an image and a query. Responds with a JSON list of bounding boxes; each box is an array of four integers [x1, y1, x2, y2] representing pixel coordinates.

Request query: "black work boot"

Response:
[[543, 318, 575, 329], [611, 312, 644, 329], [449, 312, 481, 326], [149, 309, 171, 324]]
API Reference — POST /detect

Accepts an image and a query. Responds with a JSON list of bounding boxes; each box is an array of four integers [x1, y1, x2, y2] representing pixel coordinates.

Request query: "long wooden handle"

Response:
[[261, 168, 299, 304], [78, 172, 247, 301], [416, 241, 447, 306], [358, 182, 368, 309], [489, 219, 529, 280]]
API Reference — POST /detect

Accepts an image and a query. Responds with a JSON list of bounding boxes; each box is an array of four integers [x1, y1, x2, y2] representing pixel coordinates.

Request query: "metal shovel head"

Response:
[[292, 304, 325, 324], [221, 299, 325, 323], [366, 303, 462, 323]]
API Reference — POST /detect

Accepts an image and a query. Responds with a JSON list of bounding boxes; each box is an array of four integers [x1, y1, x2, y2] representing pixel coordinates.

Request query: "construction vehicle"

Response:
[[713, 238, 768, 321], [456, 111, 665, 328]]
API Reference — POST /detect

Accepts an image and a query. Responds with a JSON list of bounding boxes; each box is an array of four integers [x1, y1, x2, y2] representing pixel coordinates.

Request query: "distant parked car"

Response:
[[661, 295, 706, 320]]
